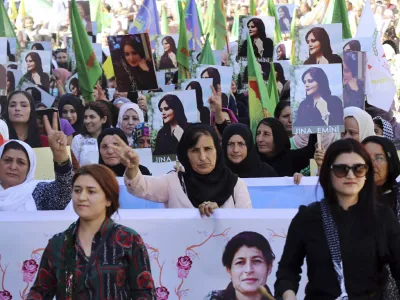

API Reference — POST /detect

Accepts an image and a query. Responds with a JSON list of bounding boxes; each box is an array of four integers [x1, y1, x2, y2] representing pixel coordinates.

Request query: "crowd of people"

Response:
[[1, 0, 400, 298]]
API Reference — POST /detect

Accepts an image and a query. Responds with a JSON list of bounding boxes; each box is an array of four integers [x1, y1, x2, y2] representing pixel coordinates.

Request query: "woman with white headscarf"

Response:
[[341, 106, 376, 142], [0, 117, 73, 211], [116, 102, 144, 147]]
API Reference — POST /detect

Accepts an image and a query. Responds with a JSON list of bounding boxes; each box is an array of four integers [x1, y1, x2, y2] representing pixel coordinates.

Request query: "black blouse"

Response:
[[275, 201, 400, 299]]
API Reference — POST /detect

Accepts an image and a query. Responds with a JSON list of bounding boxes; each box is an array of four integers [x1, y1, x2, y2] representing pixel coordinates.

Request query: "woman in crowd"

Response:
[[222, 123, 277, 178], [294, 67, 344, 127], [113, 96, 131, 109], [71, 102, 110, 166], [153, 94, 189, 155], [115, 123, 251, 215], [239, 18, 274, 60], [343, 39, 361, 52], [58, 93, 85, 135], [117, 35, 158, 91], [342, 106, 375, 141], [69, 77, 81, 98], [6, 71, 15, 95], [304, 27, 343, 64], [373, 116, 394, 140], [274, 100, 292, 138], [274, 63, 288, 95], [256, 118, 317, 177], [204, 231, 275, 299], [343, 52, 365, 109], [276, 43, 288, 60], [22, 52, 50, 90], [185, 81, 211, 125], [4, 91, 48, 148], [98, 128, 151, 176], [27, 164, 155, 298], [133, 122, 151, 148], [275, 139, 400, 299], [0, 115, 72, 211], [159, 36, 178, 69], [278, 6, 292, 33], [116, 102, 144, 147]]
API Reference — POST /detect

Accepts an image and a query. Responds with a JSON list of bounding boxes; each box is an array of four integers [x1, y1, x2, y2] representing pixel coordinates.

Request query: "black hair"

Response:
[[222, 231, 275, 268], [82, 102, 111, 137], [69, 77, 81, 96], [274, 62, 286, 86], [344, 40, 361, 52], [305, 27, 334, 63], [25, 52, 44, 74], [1, 141, 30, 169], [6, 71, 15, 94], [25, 87, 42, 103], [201, 67, 221, 89], [120, 35, 146, 59], [274, 100, 290, 119], [343, 52, 358, 78], [247, 18, 268, 41], [31, 43, 44, 50], [161, 36, 177, 54], [157, 94, 188, 128], [301, 67, 332, 99], [185, 81, 204, 110]]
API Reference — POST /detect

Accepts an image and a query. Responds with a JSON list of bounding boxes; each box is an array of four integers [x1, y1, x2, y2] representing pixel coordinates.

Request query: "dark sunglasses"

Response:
[[330, 164, 368, 178]]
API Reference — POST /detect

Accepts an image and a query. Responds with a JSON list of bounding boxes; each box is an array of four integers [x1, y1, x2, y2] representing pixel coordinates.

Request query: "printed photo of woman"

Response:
[[22, 52, 50, 91], [239, 17, 274, 61], [343, 51, 366, 109], [184, 80, 211, 125], [68, 77, 81, 98], [158, 36, 178, 70], [294, 66, 344, 128], [303, 27, 343, 65], [6, 70, 15, 95], [204, 231, 275, 300], [277, 6, 292, 33], [276, 43, 288, 60], [343, 39, 361, 52], [108, 34, 158, 92]]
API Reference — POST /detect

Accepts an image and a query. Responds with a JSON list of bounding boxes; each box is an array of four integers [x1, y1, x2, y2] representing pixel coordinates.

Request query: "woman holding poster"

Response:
[[304, 27, 342, 65], [294, 67, 343, 127]]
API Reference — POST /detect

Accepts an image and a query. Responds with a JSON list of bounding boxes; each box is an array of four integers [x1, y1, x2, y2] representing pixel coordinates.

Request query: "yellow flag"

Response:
[[16, 0, 27, 30], [102, 56, 115, 80], [8, 0, 17, 20]]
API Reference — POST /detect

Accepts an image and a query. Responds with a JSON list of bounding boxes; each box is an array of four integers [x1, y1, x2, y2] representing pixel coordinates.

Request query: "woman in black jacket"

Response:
[[275, 139, 400, 299], [22, 52, 50, 91]]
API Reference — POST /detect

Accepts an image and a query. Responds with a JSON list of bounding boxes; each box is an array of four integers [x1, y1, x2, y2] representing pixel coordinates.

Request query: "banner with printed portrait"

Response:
[[273, 40, 292, 61], [275, 4, 295, 36], [108, 33, 158, 92], [294, 24, 343, 65], [17, 77, 56, 108], [148, 90, 197, 162], [68, 0, 93, 33], [6, 69, 23, 95], [26, 41, 52, 51], [343, 37, 373, 55], [19, 50, 52, 91], [155, 34, 179, 71], [342, 51, 367, 109], [291, 63, 344, 134]]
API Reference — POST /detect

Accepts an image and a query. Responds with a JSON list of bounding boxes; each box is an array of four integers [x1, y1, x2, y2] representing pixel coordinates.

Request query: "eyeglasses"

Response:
[[372, 156, 386, 164], [330, 164, 368, 178]]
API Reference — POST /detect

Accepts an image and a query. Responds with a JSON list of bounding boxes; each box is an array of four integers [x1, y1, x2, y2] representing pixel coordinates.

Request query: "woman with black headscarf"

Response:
[[58, 93, 84, 135], [222, 123, 277, 178], [98, 128, 151, 176], [114, 124, 251, 216], [185, 81, 211, 125], [256, 118, 316, 177]]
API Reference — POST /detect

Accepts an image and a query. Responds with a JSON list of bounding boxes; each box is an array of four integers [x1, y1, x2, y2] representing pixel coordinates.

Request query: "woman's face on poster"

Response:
[[121, 109, 140, 136], [307, 33, 322, 56], [162, 39, 171, 52], [279, 8, 285, 18], [123, 44, 141, 67], [343, 62, 353, 85], [70, 83, 78, 96], [277, 46, 283, 59], [247, 21, 258, 38], [303, 72, 319, 97], [159, 101, 175, 124], [227, 246, 271, 297], [78, 4, 86, 18], [26, 55, 36, 72]]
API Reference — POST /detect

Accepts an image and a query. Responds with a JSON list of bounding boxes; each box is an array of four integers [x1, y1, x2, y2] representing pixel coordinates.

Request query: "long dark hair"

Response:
[[301, 67, 332, 100], [319, 139, 377, 225], [25, 52, 44, 74], [274, 100, 290, 119], [278, 6, 292, 22], [120, 35, 146, 60], [4, 91, 42, 148], [274, 63, 286, 86], [344, 40, 361, 51], [6, 71, 15, 94], [161, 36, 177, 54], [247, 18, 268, 41], [276, 44, 287, 60], [31, 43, 44, 50], [305, 27, 334, 63], [185, 81, 204, 110], [200, 67, 221, 89], [157, 94, 188, 128], [69, 77, 81, 96]]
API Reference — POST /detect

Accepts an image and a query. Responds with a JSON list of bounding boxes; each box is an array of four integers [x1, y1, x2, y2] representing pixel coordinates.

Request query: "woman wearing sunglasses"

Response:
[[275, 139, 400, 300]]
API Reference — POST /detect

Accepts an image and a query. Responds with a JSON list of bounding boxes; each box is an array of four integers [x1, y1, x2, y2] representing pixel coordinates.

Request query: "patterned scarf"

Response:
[[320, 200, 349, 300]]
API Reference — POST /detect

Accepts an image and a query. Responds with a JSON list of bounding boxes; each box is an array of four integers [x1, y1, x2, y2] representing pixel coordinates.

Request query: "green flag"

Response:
[[231, 11, 239, 40], [247, 34, 273, 136], [161, 4, 169, 35], [290, 8, 296, 64], [267, 0, 282, 43], [177, 1, 190, 80], [90, 0, 103, 34], [267, 62, 280, 109], [0, 0, 19, 49], [323, 0, 352, 38], [207, 0, 227, 50], [70, 0, 102, 102], [199, 33, 216, 65], [250, 0, 257, 15]]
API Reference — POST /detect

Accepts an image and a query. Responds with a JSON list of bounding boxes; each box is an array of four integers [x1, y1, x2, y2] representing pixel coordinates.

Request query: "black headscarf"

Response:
[[222, 123, 277, 178], [58, 93, 84, 134], [98, 128, 151, 177], [177, 124, 238, 208]]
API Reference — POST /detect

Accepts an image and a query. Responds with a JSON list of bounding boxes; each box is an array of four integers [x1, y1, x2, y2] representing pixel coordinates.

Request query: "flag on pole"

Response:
[[177, 1, 190, 80], [15, 0, 26, 30], [267, 63, 280, 109], [90, 0, 103, 34], [185, 0, 203, 51], [302, 0, 331, 25], [70, 0, 102, 102], [8, 0, 17, 20], [322, 0, 352, 38], [198, 33, 216, 65], [206, 0, 228, 50], [247, 34, 273, 135], [102, 56, 114, 80], [231, 11, 240, 40], [290, 8, 296, 65], [267, 0, 282, 43], [355, 0, 396, 111], [129, 0, 160, 35], [250, 0, 257, 15], [161, 4, 169, 35], [0, 0, 20, 49]]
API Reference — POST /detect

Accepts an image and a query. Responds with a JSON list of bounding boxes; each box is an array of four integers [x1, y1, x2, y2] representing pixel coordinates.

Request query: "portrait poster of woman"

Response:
[[343, 51, 367, 109], [18, 77, 56, 108], [6, 69, 23, 95], [273, 41, 292, 61], [26, 42, 52, 51], [343, 37, 373, 55], [195, 65, 234, 96], [291, 64, 344, 134], [275, 4, 295, 34], [65, 74, 81, 97], [148, 90, 197, 162], [0, 38, 7, 65], [294, 24, 343, 65], [180, 78, 213, 124], [155, 34, 179, 71], [238, 16, 275, 62], [20, 50, 52, 91], [236, 61, 270, 94], [68, 0, 93, 33], [107, 33, 158, 92]]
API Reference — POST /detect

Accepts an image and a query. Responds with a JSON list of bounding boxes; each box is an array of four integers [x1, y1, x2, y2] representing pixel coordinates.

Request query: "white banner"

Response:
[[0, 209, 308, 299]]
